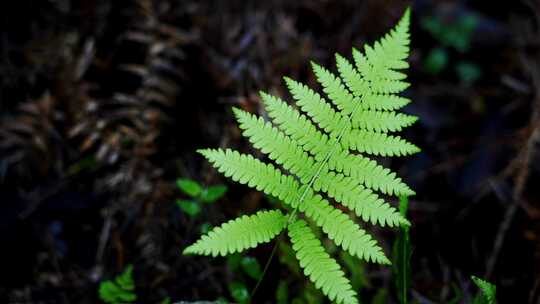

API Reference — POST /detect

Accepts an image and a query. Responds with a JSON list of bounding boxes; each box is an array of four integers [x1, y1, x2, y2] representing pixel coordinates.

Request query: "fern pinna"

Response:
[[184, 9, 418, 304]]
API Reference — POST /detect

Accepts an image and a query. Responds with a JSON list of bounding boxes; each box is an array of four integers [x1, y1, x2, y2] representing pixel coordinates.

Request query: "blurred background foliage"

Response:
[[0, 0, 539, 303]]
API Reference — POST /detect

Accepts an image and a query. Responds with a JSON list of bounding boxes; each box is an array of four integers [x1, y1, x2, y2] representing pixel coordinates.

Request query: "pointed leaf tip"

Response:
[[196, 149, 210, 156], [182, 246, 194, 255], [231, 107, 245, 118], [404, 7, 411, 16]]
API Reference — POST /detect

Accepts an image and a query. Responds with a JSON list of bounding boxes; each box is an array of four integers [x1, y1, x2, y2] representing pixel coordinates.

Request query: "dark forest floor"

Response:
[[0, 0, 539, 303]]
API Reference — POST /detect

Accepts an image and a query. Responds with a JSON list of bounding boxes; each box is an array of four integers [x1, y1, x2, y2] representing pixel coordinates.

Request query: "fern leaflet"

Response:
[[183, 210, 287, 256], [289, 219, 357, 304]]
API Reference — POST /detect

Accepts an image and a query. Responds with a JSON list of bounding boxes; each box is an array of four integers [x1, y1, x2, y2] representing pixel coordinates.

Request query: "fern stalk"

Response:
[[393, 196, 412, 304], [286, 90, 366, 224]]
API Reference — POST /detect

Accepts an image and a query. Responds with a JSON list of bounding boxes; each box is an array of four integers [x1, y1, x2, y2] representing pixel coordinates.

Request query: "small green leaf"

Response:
[[241, 256, 262, 280], [200, 185, 228, 203], [115, 265, 135, 291], [229, 281, 249, 304], [98, 265, 137, 304], [472, 276, 496, 304], [176, 199, 201, 217], [176, 178, 202, 197]]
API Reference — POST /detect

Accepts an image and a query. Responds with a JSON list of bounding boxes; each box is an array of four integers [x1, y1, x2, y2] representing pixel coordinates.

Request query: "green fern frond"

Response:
[[183, 210, 287, 256], [185, 8, 417, 304], [288, 219, 358, 304]]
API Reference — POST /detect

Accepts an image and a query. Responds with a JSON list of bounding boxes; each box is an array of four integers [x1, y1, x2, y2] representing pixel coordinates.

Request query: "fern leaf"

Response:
[[288, 219, 358, 304], [186, 9, 418, 304], [183, 210, 287, 256]]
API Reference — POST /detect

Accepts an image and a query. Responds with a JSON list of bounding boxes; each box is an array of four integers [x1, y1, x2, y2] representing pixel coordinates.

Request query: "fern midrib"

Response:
[[286, 96, 364, 224], [398, 196, 410, 304], [252, 85, 367, 300]]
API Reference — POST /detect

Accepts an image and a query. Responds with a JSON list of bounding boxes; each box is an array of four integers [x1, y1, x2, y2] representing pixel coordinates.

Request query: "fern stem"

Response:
[[395, 195, 410, 304], [250, 233, 281, 301], [286, 99, 364, 224]]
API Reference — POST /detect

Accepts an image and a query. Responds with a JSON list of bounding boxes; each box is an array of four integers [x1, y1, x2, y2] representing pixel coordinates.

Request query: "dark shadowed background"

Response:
[[0, 0, 539, 303]]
